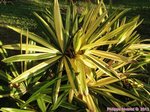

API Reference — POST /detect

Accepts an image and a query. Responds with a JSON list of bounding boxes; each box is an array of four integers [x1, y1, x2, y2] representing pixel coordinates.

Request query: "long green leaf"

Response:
[[72, 4, 78, 35], [0, 108, 35, 112], [37, 95, 47, 112], [105, 85, 143, 101], [90, 89, 129, 107], [88, 9, 130, 43], [54, 0, 64, 52], [63, 57, 78, 92], [76, 58, 89, 94], [42, 94, 78, 110], [2, 44, 59, 53], [95, 20, 137, 43], [92, 75, 127, 87], [82, 7, 94, 33], [81, 40, 118, 50], [73, 29, 83, 53], [7, 26, 54, 49], [83, 11, 107, 44], [90, 50, 129, 62], [21, 78, 58, 108], [79, 55, 96, 69], [51, 91, 68, 111], [53, 60, 63, 103], [3, 53, 57, 63], [85, 54, 118, 78], [33, 12, 58, 44], [11, 56, 61, 84], [65, 5, 71, 46]]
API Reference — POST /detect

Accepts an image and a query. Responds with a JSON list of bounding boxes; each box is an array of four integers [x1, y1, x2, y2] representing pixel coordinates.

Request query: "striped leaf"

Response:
[[63, 57, 78, 92], [2, 53, 57, 63], [33, 12, 58, 44], [89, 50, 129, 62], [54, 0, 64, 52], [85, 54, 119, 78], [92, 75, 127, 87], [2, 44, 58, 53], [0, 108, 35, 112], [6, 26, 54, 49], [11, 56, 61, 84]]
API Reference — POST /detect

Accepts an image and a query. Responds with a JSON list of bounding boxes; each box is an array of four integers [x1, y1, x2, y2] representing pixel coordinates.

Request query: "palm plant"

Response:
[[0, 0, 150, 111]]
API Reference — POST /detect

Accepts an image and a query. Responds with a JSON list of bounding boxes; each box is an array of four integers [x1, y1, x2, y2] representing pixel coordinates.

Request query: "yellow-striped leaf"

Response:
[[2, 44, 58, 53], [6, 26, 53, 49], [63, 57, 78, 92], [54, 0, 64, 51], [2, 53, 57, 63], [11, 56, 61, 84], [89, 50, 129, 62]]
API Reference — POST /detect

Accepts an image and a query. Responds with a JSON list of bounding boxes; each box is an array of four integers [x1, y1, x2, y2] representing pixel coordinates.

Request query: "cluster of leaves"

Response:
[[0, 0, 150, 111]]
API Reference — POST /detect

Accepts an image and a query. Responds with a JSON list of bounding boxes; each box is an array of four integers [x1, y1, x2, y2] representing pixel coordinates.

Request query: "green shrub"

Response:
[[0, 0, 150, 111]]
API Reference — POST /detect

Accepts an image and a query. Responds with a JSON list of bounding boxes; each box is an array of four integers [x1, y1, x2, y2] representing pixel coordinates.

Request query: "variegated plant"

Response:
[[0, 0, 150, 111]]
